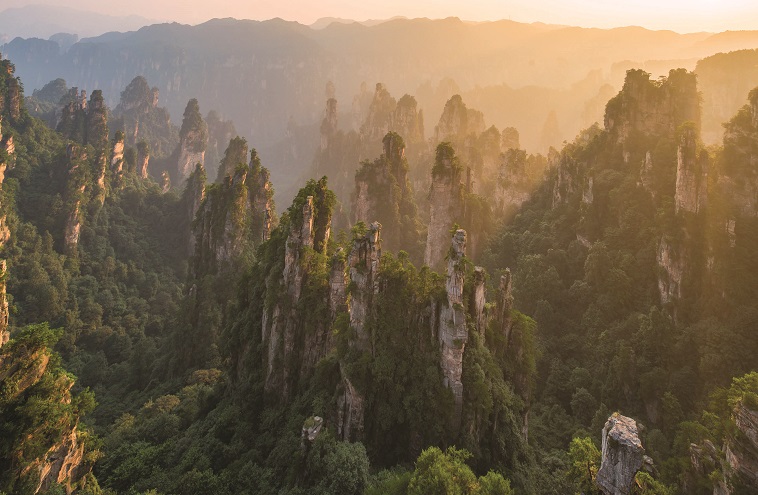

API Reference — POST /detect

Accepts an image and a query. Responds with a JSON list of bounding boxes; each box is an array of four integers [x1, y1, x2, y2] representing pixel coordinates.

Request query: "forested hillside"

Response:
[[0, 31, 757, 495]]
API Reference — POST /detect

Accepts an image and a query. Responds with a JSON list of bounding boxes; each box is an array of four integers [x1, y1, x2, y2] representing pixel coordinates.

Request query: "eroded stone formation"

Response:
[[0, 115, 12, 346], [604, 68, 700, 145], [495, 148, 532, 213], [425, 143, 466, 269], [437, 229, 469, 427], [338, 222, 382, 441], [262, 185, 332, 399], [176, 98, 208, 180], [597, 413, 646, 495]]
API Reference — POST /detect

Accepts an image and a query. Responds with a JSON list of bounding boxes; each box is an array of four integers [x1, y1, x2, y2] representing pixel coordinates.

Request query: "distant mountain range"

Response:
[[4, 15, 758, 196], [0, 4, 157, 41]]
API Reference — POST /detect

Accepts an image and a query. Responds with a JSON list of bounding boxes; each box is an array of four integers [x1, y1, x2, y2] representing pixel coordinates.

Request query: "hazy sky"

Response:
[[3, 0, 757, 33]]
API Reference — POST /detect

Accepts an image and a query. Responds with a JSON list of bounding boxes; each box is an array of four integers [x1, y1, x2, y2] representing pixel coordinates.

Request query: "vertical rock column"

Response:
[[596, 413, 646, 495], [338, 222, 381, 441], [425, 144, 465, 269], [0, 117, 11, 346], [438, 229, 468, 428]]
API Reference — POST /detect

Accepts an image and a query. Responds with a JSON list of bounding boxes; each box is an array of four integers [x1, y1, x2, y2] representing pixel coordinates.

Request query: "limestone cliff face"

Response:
[[337, 222, 382, 441], [191, 149, 275, 275], [437, 230, 468, 427], [392, 94, 424, 147], [723, 402, 758, 492], [495, 148, 532, 213], [62, 147, 88, 254], [352, 132, 420, 256], [176, 98, 208, 180], [0, 114, 10, 346], [605, 69, 700, 144], [675, 126, 708, 214], [360, 83, 397, 145], [657, 236, 685, 306], [110, 133, 125, 174], [597, 413, 646, 495], [347, 222, 381, 352], [137, 141, 150, 179], [425, 144, 465, 269], [0, 332, 95, 494], [84, 90, 108, 150], [359, 84, 425, 157], [320, 97, 338, 150], [434, 94, 485, 145], [263, 184, 333, 399]]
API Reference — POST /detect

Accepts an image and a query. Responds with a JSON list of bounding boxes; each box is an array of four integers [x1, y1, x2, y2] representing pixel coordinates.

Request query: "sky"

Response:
[[2, 0, 758, 33]]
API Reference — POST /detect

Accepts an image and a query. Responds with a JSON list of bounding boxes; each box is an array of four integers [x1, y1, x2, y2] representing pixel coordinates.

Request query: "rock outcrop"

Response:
[[262, 180, 333, 399], [0, 330, 96, 494], [176, 98, 208, 180], [347, 221, 381, 352], [495, 148, 533, 213], [675, 125, 708, 214], [110, 131, 125, 174], [425, 143, 466, 269], [596, 413, 646, 495], [605, 68, 700, 144], [722, 401, 758, 492], [62, 146, 88, 254], [359, 84, 425, 157], [434, 94, 485, 144], [191, 147, 274, 275], [320, 98, 338, 150], [352, 132, 421, 257], [438, 230, 468, 427], [137, 141, 150, 179]]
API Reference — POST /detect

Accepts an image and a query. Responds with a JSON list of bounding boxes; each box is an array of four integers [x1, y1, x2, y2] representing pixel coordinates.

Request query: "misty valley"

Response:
[[2, 9, 758, 495]]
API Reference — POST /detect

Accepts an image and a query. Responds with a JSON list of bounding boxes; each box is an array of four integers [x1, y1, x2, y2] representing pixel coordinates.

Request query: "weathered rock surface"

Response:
[[597, 413, 645, 495], [425, 144, 465, 269], [495, 148, 532, 213], [110, 133, 125, 173], [438, 230, 468, 427], [723, 402, 758, 491], [176, 98, 208, 180], [605, 69, 700, 144], [675, 126, 708, 214], [348, 221, 381, 352]]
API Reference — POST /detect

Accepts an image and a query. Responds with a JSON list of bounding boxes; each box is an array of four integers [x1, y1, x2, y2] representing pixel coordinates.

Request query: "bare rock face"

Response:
[[33, 429, 87, 495], [111, 133, 125, 174], [63, 151, 87, 255], [348, 222, 381, 352], [605, 69, 700, 144], [438, 229, 468, 427], [470, 267, 487, 335], [0, 335, 94, 494], [435, 94, 485, 144], [495, 148, 532, 213], [360, 83, 397, 145], [6, 73, 21, 122], [723, 402, 758, 490], [176, 99, 208, 180], [657, 236, 685, 306], [177, 136, 206, 181], [675, 126, 708, 214], [320, 98, 338, 150], [137, 141, 150, 179], [263, 184, 332, 399], [597, 413, 645, 495], [425, 144, 465, 269], [337, 373, 365, 441], [329, 249, 348, 315]]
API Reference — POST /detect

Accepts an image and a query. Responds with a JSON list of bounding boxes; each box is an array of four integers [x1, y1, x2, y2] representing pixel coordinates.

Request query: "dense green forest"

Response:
[[1, 40, 758, 495]]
